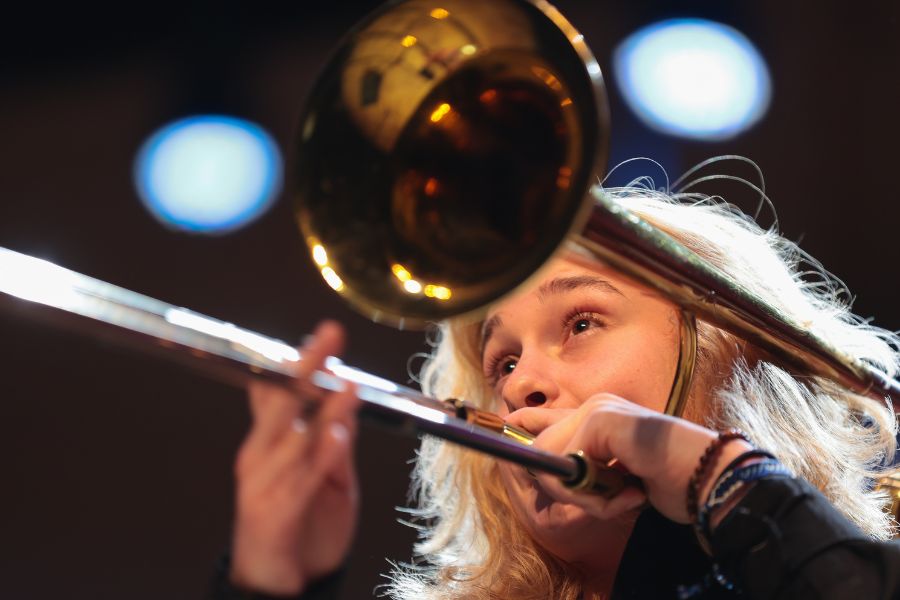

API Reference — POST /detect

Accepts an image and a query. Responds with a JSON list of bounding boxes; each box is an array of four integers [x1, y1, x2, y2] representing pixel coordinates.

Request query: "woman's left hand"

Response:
[[505, 394, 753, 524]]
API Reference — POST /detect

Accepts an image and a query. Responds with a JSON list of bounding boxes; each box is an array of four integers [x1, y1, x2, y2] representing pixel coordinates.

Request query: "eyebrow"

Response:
[[536, 275, 624, 302], [480, 276, 623, 353]]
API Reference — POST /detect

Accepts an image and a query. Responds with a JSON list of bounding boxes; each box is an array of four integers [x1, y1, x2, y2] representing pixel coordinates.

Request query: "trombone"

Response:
[[1, 0, 897, 497]]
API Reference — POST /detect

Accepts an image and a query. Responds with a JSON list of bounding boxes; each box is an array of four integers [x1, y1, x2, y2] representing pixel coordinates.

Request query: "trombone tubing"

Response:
[[582, 191, 900, 405]]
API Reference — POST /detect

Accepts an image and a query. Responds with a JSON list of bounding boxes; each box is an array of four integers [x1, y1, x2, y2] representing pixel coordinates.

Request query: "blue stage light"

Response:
[[614, 19, 771, 140], [134, 115, 282, 233]]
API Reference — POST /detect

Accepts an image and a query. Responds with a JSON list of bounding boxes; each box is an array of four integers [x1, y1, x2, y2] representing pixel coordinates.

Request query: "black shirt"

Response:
[[212, 477, 900, 599]]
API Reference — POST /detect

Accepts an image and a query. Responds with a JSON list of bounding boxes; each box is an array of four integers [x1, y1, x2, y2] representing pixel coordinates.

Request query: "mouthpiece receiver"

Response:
[[564, 451, 643, 498]]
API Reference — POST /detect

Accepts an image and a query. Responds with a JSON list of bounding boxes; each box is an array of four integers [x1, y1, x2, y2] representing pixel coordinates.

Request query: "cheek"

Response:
[[569, 325, 678, 413], [497, 463, 535, 528], [497, 462, 587, 535], [494, 398, 510, 417]]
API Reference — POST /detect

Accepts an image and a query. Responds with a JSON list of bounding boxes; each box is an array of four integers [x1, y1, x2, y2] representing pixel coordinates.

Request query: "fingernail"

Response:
[[330, 422, 348, 442], [292, 417, 308, 434]]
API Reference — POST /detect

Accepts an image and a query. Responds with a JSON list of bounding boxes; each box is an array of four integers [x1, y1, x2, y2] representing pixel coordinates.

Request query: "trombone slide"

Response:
[[0, 246, 625, 496]]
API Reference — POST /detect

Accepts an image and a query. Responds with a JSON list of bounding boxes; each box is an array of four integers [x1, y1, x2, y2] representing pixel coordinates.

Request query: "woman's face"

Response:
[[481, 252, 681, 565]]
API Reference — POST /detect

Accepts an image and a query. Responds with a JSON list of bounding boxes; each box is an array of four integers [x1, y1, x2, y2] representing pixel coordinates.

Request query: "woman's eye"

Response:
[[499, 358, 517, 375], [565, 311, 604, 337], [572, 318, 592, 334], [486, 355, 517, 382]]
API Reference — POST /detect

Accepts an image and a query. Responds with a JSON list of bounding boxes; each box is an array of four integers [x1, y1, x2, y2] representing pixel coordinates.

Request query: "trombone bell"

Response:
[[294, 0, 609, 328]]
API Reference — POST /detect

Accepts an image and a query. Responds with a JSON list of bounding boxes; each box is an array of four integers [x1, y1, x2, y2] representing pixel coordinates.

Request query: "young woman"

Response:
[[215, 185, 900, 599]]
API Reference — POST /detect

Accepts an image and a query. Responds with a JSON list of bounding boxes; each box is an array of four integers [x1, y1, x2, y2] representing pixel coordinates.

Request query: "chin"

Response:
[[528, 484, 594, 531], [516, 481, 633, 565]]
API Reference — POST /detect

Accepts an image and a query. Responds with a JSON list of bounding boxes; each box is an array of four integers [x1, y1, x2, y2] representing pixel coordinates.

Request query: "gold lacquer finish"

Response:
[[295, 0, 608, 329], [666, 311, 697, 417], [448, 397, 537, 446], [502, 424, 537, 446]]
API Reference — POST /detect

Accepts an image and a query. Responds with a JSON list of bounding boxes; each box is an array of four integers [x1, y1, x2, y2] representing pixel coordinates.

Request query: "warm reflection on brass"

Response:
[[423, 284, 452, 300], [429, 102, 452, 123], [532, 65, 562, 90], [306, 236, 345, 291], [403, 279, 423, 294], [320, 267, 345, 292], [391, 264, 413, 282], [448, 398, 534, 444], [311, 244, 328, 266], [392, 263, 451, 299], [666, 311, 697, 417], [502, 424, 536, 446], [556, 166, 572, 189]]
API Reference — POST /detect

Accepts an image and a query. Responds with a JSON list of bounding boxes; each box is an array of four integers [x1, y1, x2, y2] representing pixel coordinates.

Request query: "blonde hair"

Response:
[[384, 183, 899, 600]]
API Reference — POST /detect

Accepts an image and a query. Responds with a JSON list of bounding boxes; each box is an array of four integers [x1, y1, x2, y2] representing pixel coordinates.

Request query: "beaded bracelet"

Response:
[[713, 449, 776, 486], [696, 455, 791, 539], [686, 429, 751, 523]]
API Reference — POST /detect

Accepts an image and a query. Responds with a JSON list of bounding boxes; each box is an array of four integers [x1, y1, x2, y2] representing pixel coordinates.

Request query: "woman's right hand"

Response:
[[507, 394, 752, 525], [229, 321, 360, 596]]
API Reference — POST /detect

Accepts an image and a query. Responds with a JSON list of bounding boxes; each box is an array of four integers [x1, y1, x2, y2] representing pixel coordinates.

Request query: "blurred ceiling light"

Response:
[[614, 19, 771, 140], [134, 115, 282, 233]]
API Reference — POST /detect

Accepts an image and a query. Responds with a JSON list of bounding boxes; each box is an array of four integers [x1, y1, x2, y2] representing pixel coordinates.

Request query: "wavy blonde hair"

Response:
[[384, 184, 899, 600]]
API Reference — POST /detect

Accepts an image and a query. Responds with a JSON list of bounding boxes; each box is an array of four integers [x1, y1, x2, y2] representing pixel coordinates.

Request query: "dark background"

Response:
[[0, 1, 897, 598]]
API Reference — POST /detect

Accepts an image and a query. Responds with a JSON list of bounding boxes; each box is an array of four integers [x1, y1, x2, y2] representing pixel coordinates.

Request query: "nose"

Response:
[[501, 355, 560, 411]]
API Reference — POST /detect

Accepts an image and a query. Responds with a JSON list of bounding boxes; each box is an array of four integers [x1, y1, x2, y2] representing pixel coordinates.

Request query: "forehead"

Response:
[[479, 254, 644, 349], [485, 254, 627, 318]]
